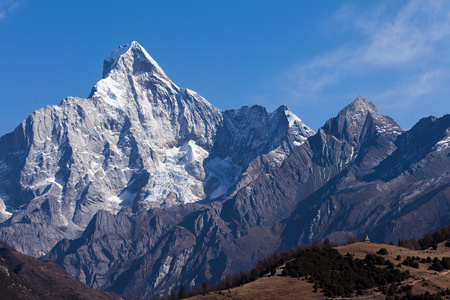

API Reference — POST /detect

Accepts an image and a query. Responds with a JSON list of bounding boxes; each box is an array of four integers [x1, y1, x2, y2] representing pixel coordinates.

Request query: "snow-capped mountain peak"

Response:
[[321, 95, 402, 144], [0, 41, 315, 256], [102, 41, 169, 80], [89, 41, 179, 108], [347, 95, 378, 114]]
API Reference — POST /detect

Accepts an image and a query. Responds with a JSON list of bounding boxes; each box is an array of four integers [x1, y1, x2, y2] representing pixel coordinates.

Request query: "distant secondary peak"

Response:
[[274, 105, 315, 139], [102, 41, 169, 80], [346, 95, 379, 114], [321, 96, 401, 142]]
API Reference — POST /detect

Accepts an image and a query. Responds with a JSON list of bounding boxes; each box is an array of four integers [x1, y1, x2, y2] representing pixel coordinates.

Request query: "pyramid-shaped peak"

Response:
[[106, 41, 150, 63], [320, 96, 401, 143], [102, 41, 169, 80], [345, 95, 379, 114]]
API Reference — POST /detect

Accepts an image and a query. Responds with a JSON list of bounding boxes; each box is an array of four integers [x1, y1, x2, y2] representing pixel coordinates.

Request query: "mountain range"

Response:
[[0, 41, 449, 297]]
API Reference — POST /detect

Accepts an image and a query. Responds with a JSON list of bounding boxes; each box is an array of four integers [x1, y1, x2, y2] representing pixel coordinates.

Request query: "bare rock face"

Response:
[[1, 42, 450, 298], [0, 41, 313, 257], [46, 96, 450, 299], [280, 112, 450, 249]]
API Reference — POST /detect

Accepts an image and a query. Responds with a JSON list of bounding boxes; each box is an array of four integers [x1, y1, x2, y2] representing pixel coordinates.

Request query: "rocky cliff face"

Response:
[[1, 42, 449, 298], [280, 110, 450, 249], [46, 97, 450, 298], [0, 41, 312, 257]]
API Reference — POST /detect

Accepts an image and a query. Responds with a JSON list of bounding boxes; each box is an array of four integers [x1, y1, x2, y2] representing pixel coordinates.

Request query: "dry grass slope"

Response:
[[187, 242, 450, 300]]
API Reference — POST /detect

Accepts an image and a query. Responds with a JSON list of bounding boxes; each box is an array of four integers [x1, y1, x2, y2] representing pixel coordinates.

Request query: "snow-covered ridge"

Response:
[[285, 109, 302, 127], [103, 41, 169, 80], [0, 41, 316, 256], [284, 108, 315, 144], [91, 41, 179, 108]]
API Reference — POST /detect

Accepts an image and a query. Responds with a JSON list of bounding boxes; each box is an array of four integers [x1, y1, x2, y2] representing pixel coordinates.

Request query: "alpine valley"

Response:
[[0, 41, 449, 298]]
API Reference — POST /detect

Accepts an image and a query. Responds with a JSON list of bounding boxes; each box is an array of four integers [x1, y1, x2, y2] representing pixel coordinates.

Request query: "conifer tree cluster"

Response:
[[282, 248, 409, 297]]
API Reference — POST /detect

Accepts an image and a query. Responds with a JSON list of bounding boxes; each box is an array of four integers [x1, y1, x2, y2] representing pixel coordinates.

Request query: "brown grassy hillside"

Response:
[[187, 242, 450, 300]]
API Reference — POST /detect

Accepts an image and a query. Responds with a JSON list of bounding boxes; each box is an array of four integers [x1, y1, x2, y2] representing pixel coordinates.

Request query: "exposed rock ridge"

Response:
[[0, 41, 313, 256]]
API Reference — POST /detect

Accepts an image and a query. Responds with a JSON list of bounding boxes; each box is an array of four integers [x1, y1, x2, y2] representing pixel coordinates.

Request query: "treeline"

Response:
[[399, 225, 450, 250], [282, 248, 409, 297]]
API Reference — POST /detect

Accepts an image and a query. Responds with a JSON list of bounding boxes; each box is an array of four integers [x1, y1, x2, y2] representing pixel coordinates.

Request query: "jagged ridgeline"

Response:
[[0, 41, 314, 257], [0, 41, 450, 297]]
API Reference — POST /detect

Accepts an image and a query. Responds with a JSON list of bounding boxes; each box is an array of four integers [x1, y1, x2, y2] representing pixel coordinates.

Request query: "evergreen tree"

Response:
[[201, 282, 209, 295], [178, 285, 185, 299]]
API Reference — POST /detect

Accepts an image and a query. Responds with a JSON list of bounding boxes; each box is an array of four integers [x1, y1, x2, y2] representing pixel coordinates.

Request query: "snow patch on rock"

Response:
[[435, 133, 450, 152], [205, 157, 242, 199], [0, 196, 12, 221], [144, 140, 209, 205]]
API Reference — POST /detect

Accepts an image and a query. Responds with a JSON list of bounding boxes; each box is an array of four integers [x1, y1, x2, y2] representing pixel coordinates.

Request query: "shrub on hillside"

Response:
[[428, 257, 450, 272], [377, 248, 388, 255], [375, 256, 386, 265], [429, 262, 444, 272]]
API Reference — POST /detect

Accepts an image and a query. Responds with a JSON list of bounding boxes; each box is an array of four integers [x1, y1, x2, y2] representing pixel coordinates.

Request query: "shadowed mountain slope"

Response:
[[0, 240, 120, 300]]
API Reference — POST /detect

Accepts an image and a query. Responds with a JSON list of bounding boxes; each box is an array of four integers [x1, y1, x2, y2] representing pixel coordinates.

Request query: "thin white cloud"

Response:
[[282, 49, 352, 99], [281, 0, 450, 110], [377, 69, 447, 108], [0, 0, 22, 20], [356, 1, 450, 67]]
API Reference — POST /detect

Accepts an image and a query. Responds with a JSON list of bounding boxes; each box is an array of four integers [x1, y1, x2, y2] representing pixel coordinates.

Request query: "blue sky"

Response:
[[0, 0, 449, 136]]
